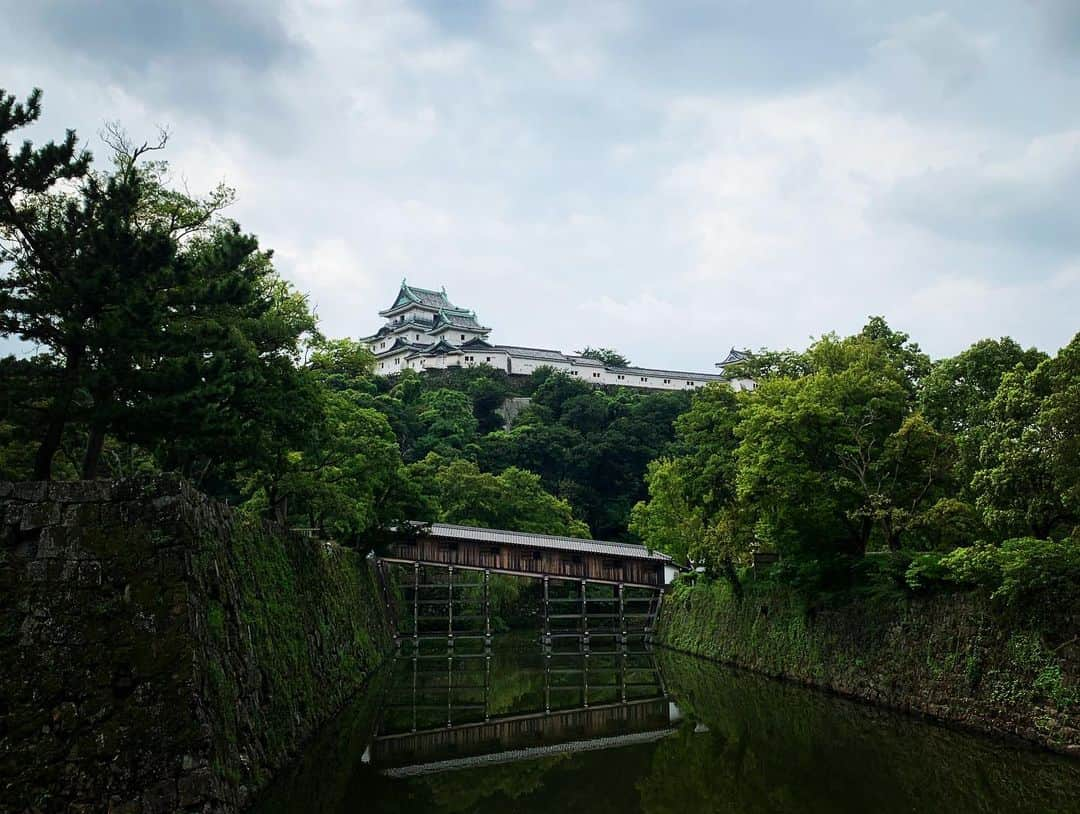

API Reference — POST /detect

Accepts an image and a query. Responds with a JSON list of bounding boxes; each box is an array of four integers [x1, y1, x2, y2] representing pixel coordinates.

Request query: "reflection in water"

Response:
[[254, 635, 1080, 814], [370, 641, 677, 777]]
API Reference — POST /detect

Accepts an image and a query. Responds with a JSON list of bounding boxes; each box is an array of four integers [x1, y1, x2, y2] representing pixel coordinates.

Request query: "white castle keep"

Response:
[[362, 281, 753, 393]]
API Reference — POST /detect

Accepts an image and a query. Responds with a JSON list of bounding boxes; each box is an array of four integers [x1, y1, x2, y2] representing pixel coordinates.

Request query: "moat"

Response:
[[253, 634, 1080, 814]]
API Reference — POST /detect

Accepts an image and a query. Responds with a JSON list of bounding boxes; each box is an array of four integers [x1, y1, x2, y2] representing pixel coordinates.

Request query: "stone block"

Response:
[[49, 475, 110, 500], [159, 549, 189, 580], [48, 481, 95, 502], [178, 766, 214, 806], [12, 482, 47, 502], [36, 526, 69, 558], [62, 502, 100, 529], [3, 501, 24, 526], [107, 800, 142, 814], [98, 504, 124, 527], [140, 779, 178, 814], [21, 502, 61, 530], [78, 561, 103, 587]]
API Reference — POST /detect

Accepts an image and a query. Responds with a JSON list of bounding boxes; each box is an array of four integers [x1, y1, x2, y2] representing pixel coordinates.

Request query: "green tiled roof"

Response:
[[380, 280, 459, 315]]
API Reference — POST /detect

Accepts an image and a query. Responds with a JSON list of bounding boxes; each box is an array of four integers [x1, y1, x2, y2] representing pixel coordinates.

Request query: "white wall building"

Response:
[[361, 281, 754, 393]]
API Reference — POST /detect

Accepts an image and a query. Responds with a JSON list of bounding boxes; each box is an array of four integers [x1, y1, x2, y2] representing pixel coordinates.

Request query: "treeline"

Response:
[[0, 88, 681, 547], [379, 365, 689, 538], [631, 318, 1080, 614]]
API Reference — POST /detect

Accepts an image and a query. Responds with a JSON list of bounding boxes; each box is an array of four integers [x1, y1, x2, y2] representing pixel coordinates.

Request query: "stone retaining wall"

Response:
[[657, 582, 1080, 758], [0, 477, 393, 813]]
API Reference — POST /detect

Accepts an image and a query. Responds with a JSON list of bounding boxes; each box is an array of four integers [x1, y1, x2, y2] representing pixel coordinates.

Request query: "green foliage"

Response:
[[904, 552, 952, 592], [0, 87, 320, 486], [938, 544, 1004, 589], [915, 537, 1080, 617], [734, 326, 939, 558], [720, 348, 813, 381], [971, 333, 1080, 539], [991, 537, 1080, 612], [576, 346, 630, 367], [920, 337, 1046, 488], [235, 338, 415, 547], [474, 371, 689, 538], [406, 455, 590, 537], [414, 389, 479, 458]]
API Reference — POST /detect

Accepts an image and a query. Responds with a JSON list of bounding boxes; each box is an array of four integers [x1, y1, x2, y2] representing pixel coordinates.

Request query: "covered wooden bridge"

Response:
[[375, 523, 680, 645]]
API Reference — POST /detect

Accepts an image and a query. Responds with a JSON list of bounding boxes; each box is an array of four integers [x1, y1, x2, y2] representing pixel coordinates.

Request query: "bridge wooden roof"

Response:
[[377, 727, 678, 777], [419, 522, 673, 563]]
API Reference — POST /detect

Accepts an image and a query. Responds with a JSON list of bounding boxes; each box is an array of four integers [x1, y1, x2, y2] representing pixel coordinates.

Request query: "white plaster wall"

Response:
[[462, 352, 509, 372]]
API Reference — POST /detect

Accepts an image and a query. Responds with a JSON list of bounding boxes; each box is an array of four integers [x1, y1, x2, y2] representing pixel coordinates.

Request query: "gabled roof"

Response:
[[418, 522, 673, 562], [492, 345, 568, 362], [376, 337, 431, 357], [407, 338, 465, 359], [379, 280, 459, 316], [460, 337, 495, 350], [716, 348, 751, 368], [429, 309, 490, 333]]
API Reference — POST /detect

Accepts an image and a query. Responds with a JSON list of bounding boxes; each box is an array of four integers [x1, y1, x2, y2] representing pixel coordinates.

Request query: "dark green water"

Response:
[[254, 635, 1080, 813]]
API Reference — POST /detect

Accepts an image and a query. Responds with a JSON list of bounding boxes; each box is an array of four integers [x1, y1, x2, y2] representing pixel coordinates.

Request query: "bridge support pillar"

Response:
[[412, 562, 420, 644], [618, 582, 626, 649], [541, 576, 551, 649], [483, 569, 492, 649], [645, 590, 664, 645], [580, 579, 589, 651], [447, 566, 454, 647]]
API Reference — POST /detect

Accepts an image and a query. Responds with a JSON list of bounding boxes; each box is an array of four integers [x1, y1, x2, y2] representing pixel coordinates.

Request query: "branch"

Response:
[[101, 121, 170, 182]]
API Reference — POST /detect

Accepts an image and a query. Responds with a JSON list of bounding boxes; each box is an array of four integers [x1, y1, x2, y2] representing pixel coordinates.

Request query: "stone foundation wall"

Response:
[[657, 582, 1080, 757], [0, 477, 393, 813]]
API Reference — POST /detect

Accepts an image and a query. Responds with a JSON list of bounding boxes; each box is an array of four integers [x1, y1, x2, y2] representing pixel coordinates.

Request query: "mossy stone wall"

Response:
[[0, 476, 392, 813], [657, 582, 1080, 756]]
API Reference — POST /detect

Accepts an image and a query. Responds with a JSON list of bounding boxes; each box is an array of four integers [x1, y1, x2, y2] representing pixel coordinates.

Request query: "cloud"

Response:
[[880, 129, 1080, 259], [10, 0, 298, 74], [1039, 0, 1080, 59], [873, 12, 992, 93], [2, 0, 1078, 368]]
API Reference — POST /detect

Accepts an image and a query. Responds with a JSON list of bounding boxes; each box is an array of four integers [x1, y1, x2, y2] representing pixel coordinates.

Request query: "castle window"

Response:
[[461, 334, 466, 340], [486, 356, 492, 362]]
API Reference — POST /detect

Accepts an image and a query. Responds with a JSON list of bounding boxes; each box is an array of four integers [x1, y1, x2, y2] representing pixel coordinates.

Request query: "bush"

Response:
[[994, 536, 1080, 612], [903, 552, 951, 592], [925, 537, 1080, 615], [939, 543, 1003, 589]]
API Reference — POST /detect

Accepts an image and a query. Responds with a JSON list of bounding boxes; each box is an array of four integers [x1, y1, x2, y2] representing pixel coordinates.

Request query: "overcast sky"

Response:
[[3, 0, 1079, 369]]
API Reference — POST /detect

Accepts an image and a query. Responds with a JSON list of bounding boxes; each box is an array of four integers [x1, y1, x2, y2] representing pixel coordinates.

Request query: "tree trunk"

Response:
[[722, 557, 743, 600], [80, 387, 114, 479], [81, 419, 108, 479], [33, 345, 83, 480]]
